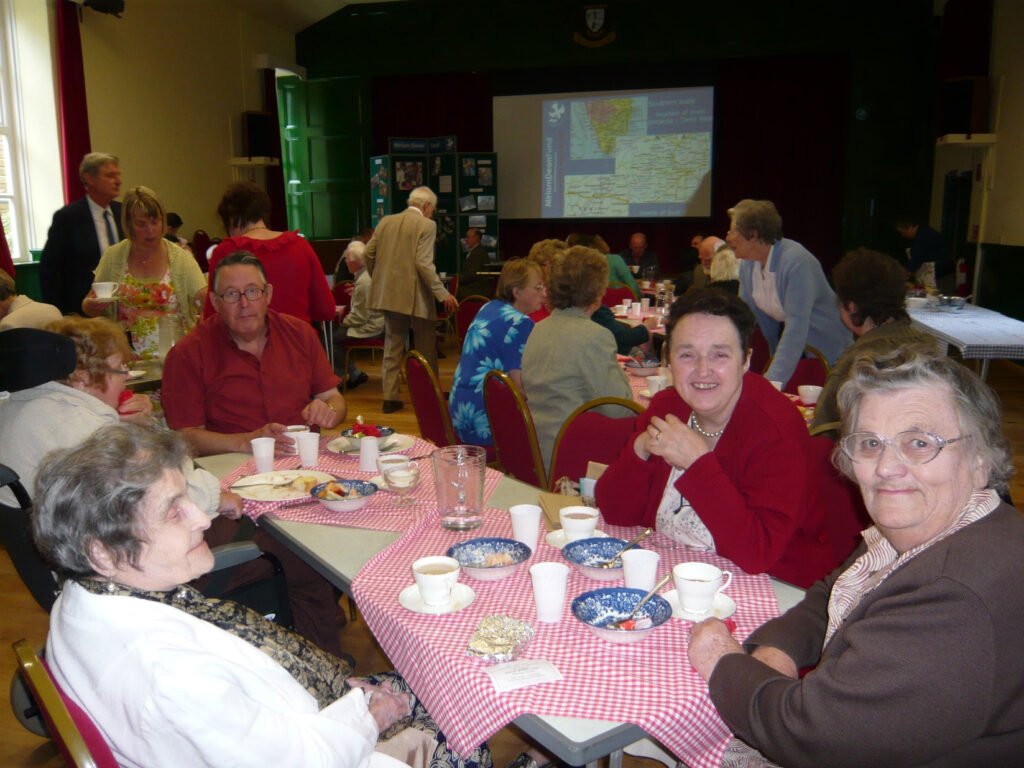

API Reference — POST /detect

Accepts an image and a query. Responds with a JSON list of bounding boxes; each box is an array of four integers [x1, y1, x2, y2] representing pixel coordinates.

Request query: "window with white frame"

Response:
[[0, 0, 24, 262]]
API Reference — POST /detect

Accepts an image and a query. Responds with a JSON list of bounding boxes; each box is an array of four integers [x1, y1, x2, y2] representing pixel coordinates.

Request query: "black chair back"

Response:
[[0, 464, 60, 612], [0, 328, 76, 392]]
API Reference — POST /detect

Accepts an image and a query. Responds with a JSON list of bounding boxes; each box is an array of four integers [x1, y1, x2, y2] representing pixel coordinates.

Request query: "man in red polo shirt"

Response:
[[163, 251, 346, 456]]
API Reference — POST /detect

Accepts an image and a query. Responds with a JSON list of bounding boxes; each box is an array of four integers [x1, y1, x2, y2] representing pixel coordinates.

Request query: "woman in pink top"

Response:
[[205, 181, 335, 324]]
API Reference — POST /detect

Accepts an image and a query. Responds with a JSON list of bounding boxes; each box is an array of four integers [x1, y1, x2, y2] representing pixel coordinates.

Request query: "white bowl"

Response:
[[562, 537, 635, 581], [905, 296, 927, 310], [571, 587, 672, 644], [797, 385, 822, 405], [310, 479, 378, 512], [446, 537, 531, 581]]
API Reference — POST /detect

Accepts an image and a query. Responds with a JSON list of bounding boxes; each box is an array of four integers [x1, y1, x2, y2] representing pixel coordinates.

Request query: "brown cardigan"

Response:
[[708, 502, 1024, 767]]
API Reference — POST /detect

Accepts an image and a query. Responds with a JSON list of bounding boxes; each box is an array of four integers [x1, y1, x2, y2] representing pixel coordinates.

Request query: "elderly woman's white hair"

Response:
[[834, 343, 1014, 493], [407, 186, 437, 209]]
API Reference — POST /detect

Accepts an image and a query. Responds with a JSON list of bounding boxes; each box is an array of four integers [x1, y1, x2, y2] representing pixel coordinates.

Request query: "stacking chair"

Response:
[[603, 282, 638, 307], [549, 397, 644, 491], [12, 639, 118, 768], [404, 349, 458, 448], [483, 370, 547, 488], [455, 295, 489, 344], [436, 275, 458, 342], [750, 325, 771, 374]]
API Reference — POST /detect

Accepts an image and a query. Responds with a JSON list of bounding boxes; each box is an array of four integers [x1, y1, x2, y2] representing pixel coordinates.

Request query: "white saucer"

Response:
[[545, 528, 609, 550], [398, 583, 476, 615], [662, 589, 736, 622]]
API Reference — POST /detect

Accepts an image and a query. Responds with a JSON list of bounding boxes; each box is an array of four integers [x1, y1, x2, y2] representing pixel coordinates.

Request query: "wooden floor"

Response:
[[2, 335, 1022, 767]]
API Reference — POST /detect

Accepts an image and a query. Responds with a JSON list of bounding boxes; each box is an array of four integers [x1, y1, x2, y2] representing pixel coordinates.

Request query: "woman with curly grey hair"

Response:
[[521, 245, 632, 469], [689, 344, 1023, 767]]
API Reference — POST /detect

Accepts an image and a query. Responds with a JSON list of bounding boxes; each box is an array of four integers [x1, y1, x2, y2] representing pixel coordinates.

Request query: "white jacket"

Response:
[[48, 581, 407, 768]]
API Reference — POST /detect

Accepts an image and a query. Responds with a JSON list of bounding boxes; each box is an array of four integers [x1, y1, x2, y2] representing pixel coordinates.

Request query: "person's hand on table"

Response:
[[302, 398, 342, 429], [347, 678, 414, 731], [216, 491, 244, 520], [641, 413, 711, 469], [688, 618, 744, 682], [441, 293, 458, 314], [248, 422, 288, 453], [117, 392, 154, 425], [642, 316, 660, 333]]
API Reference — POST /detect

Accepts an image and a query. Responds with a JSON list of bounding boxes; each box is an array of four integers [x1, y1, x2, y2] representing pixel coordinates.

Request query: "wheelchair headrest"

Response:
[[0, 328, 77, 392]]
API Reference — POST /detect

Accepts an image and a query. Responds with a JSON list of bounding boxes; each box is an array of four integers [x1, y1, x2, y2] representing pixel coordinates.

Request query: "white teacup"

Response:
[[92, 281, 119, 299], [412, 556, 461, 607], [672, 562, 732, 616], [559, 505, 599, 542], [798, 385, 822, 405]]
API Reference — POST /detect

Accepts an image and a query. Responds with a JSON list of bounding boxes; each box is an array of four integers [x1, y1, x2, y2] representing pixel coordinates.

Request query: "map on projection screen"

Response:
[[540, 87, 713, 218]]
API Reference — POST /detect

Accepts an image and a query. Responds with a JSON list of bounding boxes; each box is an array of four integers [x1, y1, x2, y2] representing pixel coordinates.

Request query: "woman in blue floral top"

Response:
[[449, 259, 545, 446]]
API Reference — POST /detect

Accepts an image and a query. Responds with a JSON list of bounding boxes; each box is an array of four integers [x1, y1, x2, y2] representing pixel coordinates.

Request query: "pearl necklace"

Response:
[[688, 412, 725, 439]]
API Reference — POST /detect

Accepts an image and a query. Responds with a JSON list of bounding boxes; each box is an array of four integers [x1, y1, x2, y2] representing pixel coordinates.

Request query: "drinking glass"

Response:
[[377, 455, 420, 506]]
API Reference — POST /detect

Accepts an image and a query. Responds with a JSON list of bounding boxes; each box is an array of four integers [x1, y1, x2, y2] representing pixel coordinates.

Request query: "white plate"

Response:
[[398, 583, 476, 615], [545, 528, 609, 550], [127, 369, 146, 381], [232, 470, 335, 501], [638, 388, 652, 398], [625, 364, 661, 378], [326, 433, 416, 455], [662, 589, 736, 622]]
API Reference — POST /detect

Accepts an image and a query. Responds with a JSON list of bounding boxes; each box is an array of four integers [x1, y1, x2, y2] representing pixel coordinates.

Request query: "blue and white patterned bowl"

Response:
[[447, 537, 531, 581], [571, 587, 672, 644], [310, 479, 378, 512], [562, 537, 637, 581]]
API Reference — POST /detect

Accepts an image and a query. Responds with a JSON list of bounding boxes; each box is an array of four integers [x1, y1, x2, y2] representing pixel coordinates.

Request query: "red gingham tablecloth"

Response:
[[221, 436, 503, 532], [352, 511, 780, 767]]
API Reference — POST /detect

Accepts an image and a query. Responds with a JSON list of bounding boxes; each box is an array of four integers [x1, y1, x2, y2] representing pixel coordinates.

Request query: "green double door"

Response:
[[276, 75, 372, 239]]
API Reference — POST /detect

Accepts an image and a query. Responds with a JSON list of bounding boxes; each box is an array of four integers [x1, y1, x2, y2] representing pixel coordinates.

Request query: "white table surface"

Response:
[[198, 452, 806, 765], [908, 304, 1024, 379]]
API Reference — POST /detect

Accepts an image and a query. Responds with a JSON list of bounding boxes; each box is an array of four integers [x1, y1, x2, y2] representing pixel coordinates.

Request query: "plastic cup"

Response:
[[296, 432, 320, 468], [530, 562, 569, 623], [359, 435, 379, 472], [578, 477, 596, 506], [672, 562, 732, 616], [250, 437, 275, 473], [509, 504, 542, 552], [622, 549, 660, 591], [283, 424, 310, 455]]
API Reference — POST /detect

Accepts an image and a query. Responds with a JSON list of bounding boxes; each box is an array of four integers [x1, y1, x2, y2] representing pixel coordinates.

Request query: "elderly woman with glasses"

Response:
[[688, 344, 1024, 767], [35, 424, 492, 768]]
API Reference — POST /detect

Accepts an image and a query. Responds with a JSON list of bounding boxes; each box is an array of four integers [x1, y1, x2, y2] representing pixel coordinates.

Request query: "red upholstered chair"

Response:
[[780, 344, 830, 394], [191, 229, 211, 272], [807, 431, 871, 565], [750, 325, 771, 375], [456, 295, 489, 343], [332, 280, 354, 312], [483, 370, 547, 488], [549, 397, 644, 491], [12, 639, 119, 768], [404, 349, 458, 448], [603, 282, 638, 307]]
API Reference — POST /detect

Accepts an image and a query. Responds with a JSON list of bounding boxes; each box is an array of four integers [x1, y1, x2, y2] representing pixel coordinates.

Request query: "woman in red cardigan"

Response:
[[595, 289, 835, 587]]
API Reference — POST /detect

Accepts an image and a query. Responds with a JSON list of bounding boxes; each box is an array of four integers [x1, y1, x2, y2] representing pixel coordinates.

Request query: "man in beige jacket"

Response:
[[365, 186, 457, 413]]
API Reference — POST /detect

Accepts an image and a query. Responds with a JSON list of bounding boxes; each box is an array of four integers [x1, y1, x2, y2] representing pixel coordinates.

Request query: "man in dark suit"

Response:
[[40, 152, 124, 315], [457, 227, 492, 299]]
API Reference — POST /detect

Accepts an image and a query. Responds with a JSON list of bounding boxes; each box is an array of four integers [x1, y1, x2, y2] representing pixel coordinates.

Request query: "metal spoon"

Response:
[[608, 573, 672, 630], [596, 527, 652, 568], [230, 477, 296, 490]]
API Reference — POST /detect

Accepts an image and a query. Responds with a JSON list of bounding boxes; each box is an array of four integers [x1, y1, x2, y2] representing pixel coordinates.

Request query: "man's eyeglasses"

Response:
[[839, 430, 968, 465], [217, 286, 268, 304]]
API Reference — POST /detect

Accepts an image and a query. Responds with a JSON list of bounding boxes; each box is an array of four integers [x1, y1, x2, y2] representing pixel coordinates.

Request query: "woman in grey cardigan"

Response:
[[729, 199, 850, 387], [521, 245, 632, 470]]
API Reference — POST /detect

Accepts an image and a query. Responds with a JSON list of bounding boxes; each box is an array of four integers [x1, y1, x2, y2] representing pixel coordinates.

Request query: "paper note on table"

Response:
[[484, 659, 563, 693]]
